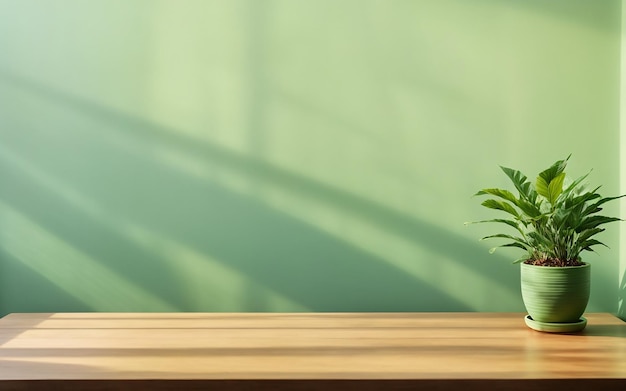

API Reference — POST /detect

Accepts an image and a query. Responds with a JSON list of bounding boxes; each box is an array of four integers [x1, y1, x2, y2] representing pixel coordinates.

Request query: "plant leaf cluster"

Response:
[[470, 155, 624, 266]]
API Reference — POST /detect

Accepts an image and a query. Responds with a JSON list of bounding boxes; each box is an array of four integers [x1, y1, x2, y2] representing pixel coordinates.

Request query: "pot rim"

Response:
[[520, 262, 589, 269]]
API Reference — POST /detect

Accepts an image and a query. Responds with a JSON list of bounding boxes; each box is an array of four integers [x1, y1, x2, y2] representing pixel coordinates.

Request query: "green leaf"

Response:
[[578, 215, 622, 231], [476, 188, 541, 218], [536, 172, 565, 206], [582, 194, 626, 217], [489, 242, 530, 254], [527, 231, 553, 249], [576, 227, 603, 240], [569, 190, 601, 211], [500, 166, 536, 203], [537, 155, 569, 185], [560, 171, 590, 198], [480, 199, 520, 219], [469, 218, 522, 230], [499, 242, 530, 251], [475, 188, 518, 204], [516, 199, 543, 218], [512, 256, 530, 264], [580, 239, 608, 252], [481, 233, 528, 247], [471, 155, 623, 264], [548, 172, 566, 204]]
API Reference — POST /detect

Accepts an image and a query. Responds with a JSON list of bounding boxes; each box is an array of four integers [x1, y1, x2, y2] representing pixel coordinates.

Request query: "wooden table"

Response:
[[0, 312, 625, 390]]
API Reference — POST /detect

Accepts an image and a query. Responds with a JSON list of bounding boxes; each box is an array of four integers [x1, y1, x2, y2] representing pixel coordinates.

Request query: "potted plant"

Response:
[[470, 155, 623, 332]]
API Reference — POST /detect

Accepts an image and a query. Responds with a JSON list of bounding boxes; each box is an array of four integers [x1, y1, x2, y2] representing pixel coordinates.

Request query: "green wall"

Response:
[[618, 1, 626, 320], [0, 0, 622, 316]]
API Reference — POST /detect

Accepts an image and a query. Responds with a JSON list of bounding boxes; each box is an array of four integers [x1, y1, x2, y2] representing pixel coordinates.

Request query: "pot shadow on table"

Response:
[[581, 324, 626, 338], [572, 264, 626, 337], [578, 296, 626, 337]]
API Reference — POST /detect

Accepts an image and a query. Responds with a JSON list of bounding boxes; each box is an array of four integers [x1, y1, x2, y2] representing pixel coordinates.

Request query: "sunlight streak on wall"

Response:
[[69, 108, 519, 311], [31, 104, 517, 311], [617, 0, 626, 321], [0, 199, 176, 312], [255, 188, 521, 311], [0, 0, 620, 314], [120, 224, 308, 312], [0, 144, 308, 312]]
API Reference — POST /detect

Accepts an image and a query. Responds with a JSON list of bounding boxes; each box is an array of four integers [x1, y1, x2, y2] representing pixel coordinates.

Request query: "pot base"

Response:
[[524, 315, 587, 333]]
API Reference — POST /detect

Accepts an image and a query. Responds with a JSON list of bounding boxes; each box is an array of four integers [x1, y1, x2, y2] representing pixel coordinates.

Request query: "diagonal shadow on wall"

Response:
[[0, 250, 91, 316], [0, 70, 522, 312], [0, 143, 474, 312], [0, 123, 477, 312]]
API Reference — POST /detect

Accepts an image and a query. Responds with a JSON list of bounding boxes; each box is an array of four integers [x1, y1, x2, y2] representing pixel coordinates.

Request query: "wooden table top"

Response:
[[0, 312, 625, 389]]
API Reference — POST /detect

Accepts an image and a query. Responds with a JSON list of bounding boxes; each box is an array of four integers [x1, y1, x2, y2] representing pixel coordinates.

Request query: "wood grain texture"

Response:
[[0, 312, 625, 390]]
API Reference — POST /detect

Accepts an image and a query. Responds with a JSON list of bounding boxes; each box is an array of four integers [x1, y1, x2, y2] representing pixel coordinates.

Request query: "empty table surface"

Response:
[[0, 312, 625, 390]]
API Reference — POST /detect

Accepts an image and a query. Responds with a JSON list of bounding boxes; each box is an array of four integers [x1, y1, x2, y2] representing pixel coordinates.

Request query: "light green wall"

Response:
[[0, 0, 622, 316], [618, 1, 626, 320]]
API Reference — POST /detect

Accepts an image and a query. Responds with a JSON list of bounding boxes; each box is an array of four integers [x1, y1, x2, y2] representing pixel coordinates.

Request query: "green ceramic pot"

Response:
[[520, 263, 590, 324]]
